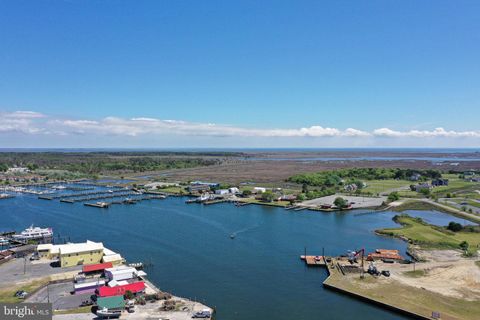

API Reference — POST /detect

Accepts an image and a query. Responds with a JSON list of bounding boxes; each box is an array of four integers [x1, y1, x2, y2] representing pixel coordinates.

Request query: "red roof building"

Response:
[[82, 262, 113, 273], [97, 281, 146, 297]]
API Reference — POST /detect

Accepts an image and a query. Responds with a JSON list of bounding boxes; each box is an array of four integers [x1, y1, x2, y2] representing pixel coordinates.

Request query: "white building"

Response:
[[7, 167, 30, 174], [228, 187, 240, 194], [253, 187, 266, 193], [102, 247, 124, 265], [105, 266, 138, 282]]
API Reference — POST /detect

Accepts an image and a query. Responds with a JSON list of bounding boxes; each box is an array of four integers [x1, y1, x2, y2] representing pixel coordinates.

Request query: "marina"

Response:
[[0, 191, 429, 320], [0, 182, 478, 319]]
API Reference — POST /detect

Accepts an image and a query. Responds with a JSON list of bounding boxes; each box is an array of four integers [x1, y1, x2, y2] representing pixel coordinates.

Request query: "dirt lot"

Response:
[[385, 249, 480, 301]]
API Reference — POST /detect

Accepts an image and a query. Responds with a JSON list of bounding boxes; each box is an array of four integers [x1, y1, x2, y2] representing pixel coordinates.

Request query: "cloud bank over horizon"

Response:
[[1, 110, 479, 148]]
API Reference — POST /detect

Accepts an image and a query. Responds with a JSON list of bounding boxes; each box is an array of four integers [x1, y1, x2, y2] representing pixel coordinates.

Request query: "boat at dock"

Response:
[[128, 262, 144, 269], [84, 202, 110, 208], [12, 225, 53, 241], [123, 198, 137, 204]]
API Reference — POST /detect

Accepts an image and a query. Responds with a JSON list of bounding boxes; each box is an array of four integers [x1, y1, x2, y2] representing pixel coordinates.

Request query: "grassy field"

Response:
[[152, 186, 187, 194], [0, 278, 49, 303], [377, 215, 480, 255], [361, 179, 411, 195], [431, 175, 480, 196], [54, 306, 92, 315]]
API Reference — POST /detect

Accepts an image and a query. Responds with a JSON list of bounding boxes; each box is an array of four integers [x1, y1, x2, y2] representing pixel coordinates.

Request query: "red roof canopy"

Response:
[[97, 281, 145, 297], [82, 262, 113, 273]]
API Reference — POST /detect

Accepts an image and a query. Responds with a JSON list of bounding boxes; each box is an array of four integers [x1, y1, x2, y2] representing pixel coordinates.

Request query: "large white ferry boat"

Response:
[[12, 225, 53, 241]]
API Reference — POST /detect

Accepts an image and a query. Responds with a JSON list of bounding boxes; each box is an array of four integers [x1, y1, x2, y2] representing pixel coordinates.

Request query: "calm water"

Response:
[[0, 195, 470, 320]]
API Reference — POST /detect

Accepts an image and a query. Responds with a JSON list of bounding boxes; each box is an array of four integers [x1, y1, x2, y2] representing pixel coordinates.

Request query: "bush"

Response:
[[124, 290, 135, 300], [459, 241, 469, 251], [447, 222, 463, 232], [387, 192, 400, 202], [333, 197, 348, 209], [261, 191, 276, 202], [242, 190, 252, 197]]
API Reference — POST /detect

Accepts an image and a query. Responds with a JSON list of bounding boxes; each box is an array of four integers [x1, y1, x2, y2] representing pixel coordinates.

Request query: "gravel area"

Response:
[[301, 194, 386, 209]]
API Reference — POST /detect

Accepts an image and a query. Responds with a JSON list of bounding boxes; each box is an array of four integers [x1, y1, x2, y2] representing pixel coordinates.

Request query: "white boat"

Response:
[[12, 225, 53, 241], [0, 237, 9, 245], [52, 185, 67, 190], [96, 308, 121, 319]]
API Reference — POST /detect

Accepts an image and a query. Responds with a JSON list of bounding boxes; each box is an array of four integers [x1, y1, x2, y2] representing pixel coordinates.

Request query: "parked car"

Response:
[[14, 290, 28, 299], [192, 310, 212, 318], [29, 254, 39, 261]]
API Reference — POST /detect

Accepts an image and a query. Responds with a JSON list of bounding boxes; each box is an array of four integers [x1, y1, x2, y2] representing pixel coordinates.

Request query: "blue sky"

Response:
[[1, 1, 480, 147]]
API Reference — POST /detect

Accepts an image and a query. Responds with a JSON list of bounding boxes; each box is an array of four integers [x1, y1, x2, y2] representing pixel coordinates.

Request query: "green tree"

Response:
[[447, 222, 463, 232], [420, 188, 431, 197], [302, 183, 309, 194], [387, 192, 400, 202], [459, 241, 469, 252], [333, 197, 348, 209], [26, 163, 38, 171], [261, 191, 276, 202], [242, 189, 252, 197], [124, 290, 135, 300]]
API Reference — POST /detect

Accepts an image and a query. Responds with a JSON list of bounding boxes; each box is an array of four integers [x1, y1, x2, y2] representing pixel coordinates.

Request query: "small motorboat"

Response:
[[96, 307, 121, 319], [230, 233, 236, 239]]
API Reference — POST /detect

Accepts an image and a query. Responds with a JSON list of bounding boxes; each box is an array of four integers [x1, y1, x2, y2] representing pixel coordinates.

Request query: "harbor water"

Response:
[[0, 194, 470, 320]]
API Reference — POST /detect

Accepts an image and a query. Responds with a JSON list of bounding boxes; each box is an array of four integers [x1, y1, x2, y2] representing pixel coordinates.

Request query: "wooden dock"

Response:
[[300, 255, 327, 266]]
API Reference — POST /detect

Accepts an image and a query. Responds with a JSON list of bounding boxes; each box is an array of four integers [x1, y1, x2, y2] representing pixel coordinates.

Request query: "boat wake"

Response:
[[230, 224, 260, 239]]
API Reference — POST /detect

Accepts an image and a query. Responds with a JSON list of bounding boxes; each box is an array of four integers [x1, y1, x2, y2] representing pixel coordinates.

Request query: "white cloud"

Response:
[[0, 110, 479, 143], [0, 110, 46, 134], [373, 127, 480, 138]]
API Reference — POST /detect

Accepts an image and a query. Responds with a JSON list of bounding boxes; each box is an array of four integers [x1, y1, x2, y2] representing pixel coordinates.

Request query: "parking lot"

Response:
[[300, 194, 386, 209], [26, 281, 92, 311], [0, 258, 82, 288]]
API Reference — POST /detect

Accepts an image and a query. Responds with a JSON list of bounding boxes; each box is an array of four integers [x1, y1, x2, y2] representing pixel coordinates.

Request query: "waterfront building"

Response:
[[37, 240, 105, 267], [97, 281, 146, 297], [252, 187, 266, 193], [102, 247, 124, 265], [105, 266, 138, 281]]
